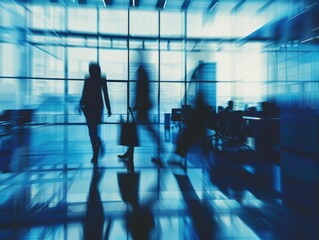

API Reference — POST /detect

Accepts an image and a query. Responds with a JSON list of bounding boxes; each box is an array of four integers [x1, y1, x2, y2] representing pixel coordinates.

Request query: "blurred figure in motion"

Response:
[[118, 51, 162, 164], [167, 61, 212, 169], [80, 62, 112, 164]]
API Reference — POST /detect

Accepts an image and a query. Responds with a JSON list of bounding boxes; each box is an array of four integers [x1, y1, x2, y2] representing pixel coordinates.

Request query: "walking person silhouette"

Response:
[[118, 51, 163, 165], [80, 62, 112, 164]]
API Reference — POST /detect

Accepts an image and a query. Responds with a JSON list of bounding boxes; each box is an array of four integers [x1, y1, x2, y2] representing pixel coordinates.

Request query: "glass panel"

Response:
[[31, 79, 64, 121], [67, 47, 97, 79], [187, 12, 268, 39], [0, 2, 25, 28], [216, 82, 232, 109], [99, 49, 128, 81], [0, 78, 19, 110], [1, 43, 20, 76], [235, 82, 262, 110], [160, 51, 184, 81], [160, 12, 183, 37], [107, 82, 127, 122], [130, 10, 158, 37], [1, 40, 31, 108], [187, 13, 231, 38], [215, 51, 232, 81], [29, 5, 65, 31], [232, 14, 266, 38], [99, 9, 128, 35], [31, 45, 64, 78], [160, 83, 185, 122], [68, 80, 86, 124], [68, 7, 97, 33], [234, 44, 265, 108]]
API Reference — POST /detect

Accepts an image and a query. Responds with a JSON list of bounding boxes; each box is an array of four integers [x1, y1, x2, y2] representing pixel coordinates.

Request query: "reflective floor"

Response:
[[0, 124, 317, 239]]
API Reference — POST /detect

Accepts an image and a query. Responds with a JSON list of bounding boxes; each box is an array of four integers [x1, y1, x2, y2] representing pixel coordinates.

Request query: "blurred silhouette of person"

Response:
[[217, 100, 235, 139], [217, 106, 224, 113], [80, 62, 112, 163], [118, 51, 162, 164], [175, 93, 211, 165], [224, 100, 234, 112], [167, 61, 212, 169]]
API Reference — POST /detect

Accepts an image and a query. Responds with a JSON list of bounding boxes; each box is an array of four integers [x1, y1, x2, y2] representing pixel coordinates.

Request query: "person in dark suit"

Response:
[[118, 52, 162, 164], [80, 62, 112, 163]]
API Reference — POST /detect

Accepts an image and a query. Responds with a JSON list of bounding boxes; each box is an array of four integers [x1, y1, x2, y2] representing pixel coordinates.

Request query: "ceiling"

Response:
[[11, 0, 303, 15]]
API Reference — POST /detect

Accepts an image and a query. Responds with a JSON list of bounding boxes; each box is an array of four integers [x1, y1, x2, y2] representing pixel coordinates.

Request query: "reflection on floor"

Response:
[[0, 124, 317, 239]]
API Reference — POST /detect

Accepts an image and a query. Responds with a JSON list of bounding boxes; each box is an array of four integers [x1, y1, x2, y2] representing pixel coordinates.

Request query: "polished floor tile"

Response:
[[0, 124, 316, 239]]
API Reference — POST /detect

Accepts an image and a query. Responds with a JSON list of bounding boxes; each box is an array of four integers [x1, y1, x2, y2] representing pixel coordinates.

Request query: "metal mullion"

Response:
[[127, 8, 130, 112], [158, 10, 161, 136], [64, 5, 68, 124], [184, 11, 187, 105]]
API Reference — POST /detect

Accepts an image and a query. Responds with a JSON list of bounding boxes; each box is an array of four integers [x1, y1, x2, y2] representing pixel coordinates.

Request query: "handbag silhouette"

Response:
[[119, 107, 139, 147]]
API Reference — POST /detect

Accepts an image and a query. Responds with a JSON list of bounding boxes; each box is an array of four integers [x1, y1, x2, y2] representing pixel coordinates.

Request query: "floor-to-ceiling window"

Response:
[[160, 11, 185, 121], [0, 2, 283, 124]]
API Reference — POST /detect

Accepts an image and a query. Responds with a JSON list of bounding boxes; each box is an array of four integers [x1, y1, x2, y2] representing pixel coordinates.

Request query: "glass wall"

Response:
[[160, 11, 183, 37], [266, 44, 319, 110], [68, 7, 97, 33], [0, 2, 28, 110], [29, 5, 65, 31], [160, 51, 185, 118], [0, 3, 272, 124], [99, 9, 128, 35], [129, 10, 158, 36]]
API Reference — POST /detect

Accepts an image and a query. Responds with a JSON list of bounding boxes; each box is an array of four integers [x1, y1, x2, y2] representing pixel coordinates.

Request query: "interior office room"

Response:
[[0, 0, 319, 239]]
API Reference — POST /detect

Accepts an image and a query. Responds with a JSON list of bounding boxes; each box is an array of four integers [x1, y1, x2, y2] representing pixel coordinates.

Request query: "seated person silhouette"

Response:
[[217, 100, 234, 139]]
